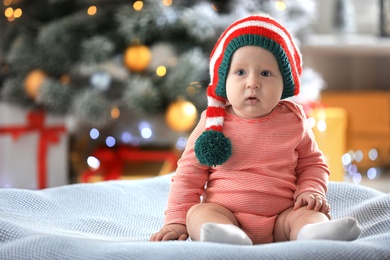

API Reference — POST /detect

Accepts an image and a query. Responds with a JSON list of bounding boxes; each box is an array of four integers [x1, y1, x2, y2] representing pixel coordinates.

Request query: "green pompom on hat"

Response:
[[194, 15, 302, 167]]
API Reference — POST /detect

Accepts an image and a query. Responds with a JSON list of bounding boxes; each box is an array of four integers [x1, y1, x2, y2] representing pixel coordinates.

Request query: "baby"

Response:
[[150, 15, 361, 245]]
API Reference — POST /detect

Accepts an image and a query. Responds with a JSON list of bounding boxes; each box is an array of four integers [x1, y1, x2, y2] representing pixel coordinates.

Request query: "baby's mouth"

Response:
[[245, 96, 259, 104], [246, 96, 259, 101]]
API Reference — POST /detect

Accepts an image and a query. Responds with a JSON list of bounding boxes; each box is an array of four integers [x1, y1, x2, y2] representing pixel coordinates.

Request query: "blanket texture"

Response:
[[0, 174, 389, 260]]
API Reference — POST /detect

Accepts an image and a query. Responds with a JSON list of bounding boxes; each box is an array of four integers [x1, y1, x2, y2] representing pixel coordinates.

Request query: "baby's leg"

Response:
[[274, 207, 360, 241], [186, 203, 252, 245], [297, 217, 361, 241]]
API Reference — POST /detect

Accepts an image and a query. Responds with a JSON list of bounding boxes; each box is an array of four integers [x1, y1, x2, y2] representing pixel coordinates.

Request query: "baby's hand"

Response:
[[294, 192, 331, 219], [150, 224, 188, 242]]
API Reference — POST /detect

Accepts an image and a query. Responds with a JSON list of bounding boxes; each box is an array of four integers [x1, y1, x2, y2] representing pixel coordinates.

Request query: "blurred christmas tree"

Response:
[[1, 0, 320, 181], [0, 0, 317, 128]]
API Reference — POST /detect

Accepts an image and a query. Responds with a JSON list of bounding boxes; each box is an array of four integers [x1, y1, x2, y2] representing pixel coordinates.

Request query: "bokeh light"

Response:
[[354, 150, 363, 162], [367, 167, 378, 180], [121, 131, 132, 143], [162, 0, 172, 7], [275, 0, 286, 11], [90, 128, 100, 139], [352, 172, 362, 184], [133, 1, 143, 11], [342, 153, 352, 166], [175, 136, 188, 150], [111, 107, 120, 119], [106, 136, 116, 147], [368, 149, 378, 161], [139, 121, 152, 139], [87, 6, 97, 15], [87, 156, 100, 169], [317, 119, 326, 132], [307, 117, 316, 128], [156, 65, 167, 77]]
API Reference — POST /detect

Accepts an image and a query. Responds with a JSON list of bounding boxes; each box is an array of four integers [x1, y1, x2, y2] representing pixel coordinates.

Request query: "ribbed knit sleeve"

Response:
[[287, 102, 329, 200], [163, 111, 210, 226]]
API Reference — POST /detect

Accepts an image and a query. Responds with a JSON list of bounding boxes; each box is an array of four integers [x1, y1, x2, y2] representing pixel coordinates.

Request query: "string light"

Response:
[[13, 8, 21, 18], [139, 121, 152, 139], [87, 156, 100, 169], [175, 137, 187, 150], [4, 7, 13, 18], [111, 107, 120, 119], [156, 65, 167, 77], [316, 119, 326, 132], [162, 0, 172, 7], [367, 168, 378, 180], [4, 7, 21, 21], [87, 6, 97, 16], [307, 117, 316, 128], [352, 172, 362, 184], [368, 148, 378, 161], [342, 153, 352, 166], [121, 131, 132, 143], [275, 0, 286, 11], [106, 136, 116, 147], [133, 1, 143, 11], [90, 128, 100, 139], [354, 150, 363, 162]]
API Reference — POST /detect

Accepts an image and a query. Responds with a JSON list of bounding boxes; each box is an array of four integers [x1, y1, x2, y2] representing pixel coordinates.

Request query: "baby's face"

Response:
[[225, 46, 283, 119]]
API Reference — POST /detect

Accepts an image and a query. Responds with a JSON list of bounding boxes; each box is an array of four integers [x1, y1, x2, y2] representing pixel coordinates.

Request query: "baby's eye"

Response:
[[236, 69, 246, 76], [261, 71, 271, 77]]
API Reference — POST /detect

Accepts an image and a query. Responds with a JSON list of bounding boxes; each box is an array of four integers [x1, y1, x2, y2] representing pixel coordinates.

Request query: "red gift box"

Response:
[[0, 103, 67, 189]]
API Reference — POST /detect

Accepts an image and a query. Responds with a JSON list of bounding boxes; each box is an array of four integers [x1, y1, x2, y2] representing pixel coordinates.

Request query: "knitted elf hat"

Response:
[[194, 15, 302, 167]]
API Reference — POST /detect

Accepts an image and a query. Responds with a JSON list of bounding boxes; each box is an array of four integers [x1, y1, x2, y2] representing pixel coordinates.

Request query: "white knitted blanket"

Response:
[[0, 174, 389, 260]]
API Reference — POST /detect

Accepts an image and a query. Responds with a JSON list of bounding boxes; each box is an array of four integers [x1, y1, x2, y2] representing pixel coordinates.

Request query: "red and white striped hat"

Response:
[[194, 15, 302, 167]]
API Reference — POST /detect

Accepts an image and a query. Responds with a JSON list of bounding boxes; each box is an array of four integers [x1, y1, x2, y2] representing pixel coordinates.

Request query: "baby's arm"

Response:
[[150, 224, 188, 241], [294, 191, 331, 219]]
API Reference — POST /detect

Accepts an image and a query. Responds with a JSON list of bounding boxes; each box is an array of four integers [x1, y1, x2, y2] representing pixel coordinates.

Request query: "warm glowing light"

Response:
[[307, 117, 316, 128], [165, 99, 198, 132], [156, 65, 167, 77], [275, 0, 286, 11], [87, 6, 97, 15], [4, 7, 13, 17], [111, 107, 120, 119], [13, 8, 22, 18], [316, 120, 326, 132], [162, 0, 172, 6], [4, 0, 13, 6], [24, 69, 48, 99], [133, 1, 143, 11]]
